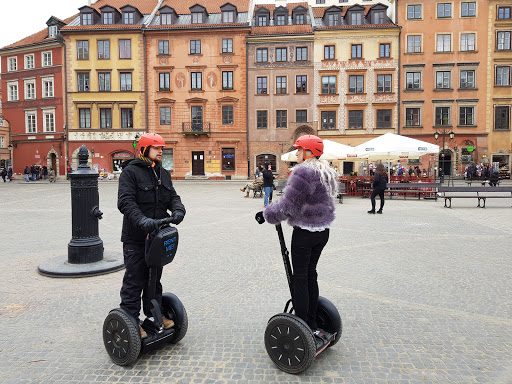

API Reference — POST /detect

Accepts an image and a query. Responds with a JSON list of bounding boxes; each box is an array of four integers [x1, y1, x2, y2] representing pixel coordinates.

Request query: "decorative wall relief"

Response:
[[175, 73, 186, 89]]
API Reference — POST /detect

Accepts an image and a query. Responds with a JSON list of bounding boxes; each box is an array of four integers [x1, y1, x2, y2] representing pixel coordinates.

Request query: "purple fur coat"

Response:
[[263, 164, 335, 230]]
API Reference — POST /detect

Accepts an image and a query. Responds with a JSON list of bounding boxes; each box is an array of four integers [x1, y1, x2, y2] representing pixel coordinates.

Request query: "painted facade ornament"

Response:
[[207, 72, 217, 88], [159, 57, 168, 65], [175, 73, 186, 89], [223, 56, 232, 64]]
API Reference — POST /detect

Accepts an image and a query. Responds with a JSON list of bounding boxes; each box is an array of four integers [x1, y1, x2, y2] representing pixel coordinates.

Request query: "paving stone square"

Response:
[[0, 180, 511, 383]]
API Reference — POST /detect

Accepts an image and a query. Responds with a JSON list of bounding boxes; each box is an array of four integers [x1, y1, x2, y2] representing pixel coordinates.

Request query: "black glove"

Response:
[[255, 211, 265, 224], [170, 210, 185, 225], [139, 217, 159, 233]]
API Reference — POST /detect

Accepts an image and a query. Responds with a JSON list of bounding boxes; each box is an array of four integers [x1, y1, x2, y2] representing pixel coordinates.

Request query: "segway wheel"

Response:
[[103, 309, 141, 366], [264, 315, 316, 374], [316, 297, 342, 347], [161, 293, 188, 344]]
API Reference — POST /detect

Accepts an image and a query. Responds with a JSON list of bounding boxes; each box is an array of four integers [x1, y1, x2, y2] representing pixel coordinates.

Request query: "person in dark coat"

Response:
[[117, 132, 186, 339], [7, 167, 13, 182], [368, 163, 388, 214], [24, 166, 30, 182], [262, 163, 274, 207], [1, 168, 6, 182]]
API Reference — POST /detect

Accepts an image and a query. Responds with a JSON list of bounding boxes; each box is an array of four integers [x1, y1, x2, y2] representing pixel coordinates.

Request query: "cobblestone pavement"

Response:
[[0, 180, 511, 383]]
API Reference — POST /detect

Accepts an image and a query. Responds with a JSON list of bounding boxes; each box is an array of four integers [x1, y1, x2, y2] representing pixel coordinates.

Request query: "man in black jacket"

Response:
[[262, 163, 274, 207], [118, 133, 186, 339]]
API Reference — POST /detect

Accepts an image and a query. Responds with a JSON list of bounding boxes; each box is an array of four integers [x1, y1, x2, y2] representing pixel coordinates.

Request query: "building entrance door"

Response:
[[51, 153, 57, 174], [192, 151, 204, 175], [439, 151, 452, 176]]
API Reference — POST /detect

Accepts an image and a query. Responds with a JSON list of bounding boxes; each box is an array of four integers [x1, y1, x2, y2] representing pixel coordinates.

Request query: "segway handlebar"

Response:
[[156, 217, 174, 227]]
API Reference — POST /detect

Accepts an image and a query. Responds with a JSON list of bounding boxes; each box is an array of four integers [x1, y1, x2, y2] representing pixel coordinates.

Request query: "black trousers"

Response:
[[371, 189, 385, 211], [120, 243, 163, 320], [291, 227, 330, 330]]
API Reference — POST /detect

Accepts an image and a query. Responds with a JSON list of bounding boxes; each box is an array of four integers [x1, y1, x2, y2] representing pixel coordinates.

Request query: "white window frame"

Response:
[[42, 51, 53, 67], [458, 104, 475, 126], [436, 34, 452, 52], [460, 33, 476, 51], [461, 2, 476, 17], [24, 54, 35, 69], [48, 25, 58, 38], [42, 77, 54, 98], [24, 79, 36, 100], [7, 81, 19, 101], [42, 109, 56, 132], [0, 137, 4, 148], [497, 31, 511, 51], [407, 35, 422, 53], [406, 4, 422, 20], [25, 110, 37, 133], [8, 57, 17, 72]]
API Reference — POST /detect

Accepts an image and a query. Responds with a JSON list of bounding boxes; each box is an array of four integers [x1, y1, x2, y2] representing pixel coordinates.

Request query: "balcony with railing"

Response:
[[182, 122, 211, 136]]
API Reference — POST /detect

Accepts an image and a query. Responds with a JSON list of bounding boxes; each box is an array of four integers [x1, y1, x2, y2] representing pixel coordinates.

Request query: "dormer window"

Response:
[[161, 13, 172, 24], [192, 12, 203, 23], [257, 15, 267, 26], [82, 13, 93, 25], [351, 12, 362, 25], [124, 12, 134, 24], [276, 15, 286, 25], [328, 14, 340, 26], [223, 11, 234, 22], [295, 14, 305, 24], [103, 12, 113, 24], [255, 7, 270, 27], [48, 26, 58, 38], [373, 11, 385, 24]]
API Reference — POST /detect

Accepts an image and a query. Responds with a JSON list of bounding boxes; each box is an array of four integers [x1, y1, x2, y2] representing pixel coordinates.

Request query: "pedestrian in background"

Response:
[[262, 163, 274, 207], [7, 167, 13, 182], [1, 167, 6, 182], [49, 168, 56, 182], [368, 163, 388, 214], [24, 166, 30, 182]]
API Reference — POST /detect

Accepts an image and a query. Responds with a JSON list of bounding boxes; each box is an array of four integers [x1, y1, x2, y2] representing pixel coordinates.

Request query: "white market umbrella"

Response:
[[355, 133, 439, 161]]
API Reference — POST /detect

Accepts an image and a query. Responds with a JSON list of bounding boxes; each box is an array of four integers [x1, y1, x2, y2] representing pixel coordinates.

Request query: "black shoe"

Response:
[[367, 210, 375, 214], [377, 210, 383, 214]]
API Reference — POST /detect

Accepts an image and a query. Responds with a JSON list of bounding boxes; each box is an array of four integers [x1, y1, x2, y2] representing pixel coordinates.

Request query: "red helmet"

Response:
[[293, 135, 323, 158], [139, 133, 165, 155]]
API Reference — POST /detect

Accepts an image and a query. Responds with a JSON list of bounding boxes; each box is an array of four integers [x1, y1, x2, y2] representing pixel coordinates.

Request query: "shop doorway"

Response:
[[50, 153, 57, 174], [343, 161, 354, 175], [112, 152, 134, 173], [492, 154, 510, 179], [439, 150, 452, 176], [192, 151, 204, 175]]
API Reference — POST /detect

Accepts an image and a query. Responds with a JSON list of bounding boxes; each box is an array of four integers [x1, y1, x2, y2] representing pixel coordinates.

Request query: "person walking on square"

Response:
[[7, 167, 13, 182], [262, 163, 274, 207], [257, 135, 338, 332], [368, 163, 388, 214], [24, 166, 30, 182], [1, 167, 6, 182], [117, 132, 186, 340]]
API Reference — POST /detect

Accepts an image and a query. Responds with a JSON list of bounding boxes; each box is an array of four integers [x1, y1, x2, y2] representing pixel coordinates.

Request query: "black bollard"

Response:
[[68, 145, 104, 263]]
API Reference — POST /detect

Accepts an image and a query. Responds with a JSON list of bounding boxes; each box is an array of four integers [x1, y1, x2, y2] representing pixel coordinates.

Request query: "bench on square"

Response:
[[387, 183, 441, 200], [337, 183, 346, 204], [438, 186, 512, 208], [465, 177, 501, 187]]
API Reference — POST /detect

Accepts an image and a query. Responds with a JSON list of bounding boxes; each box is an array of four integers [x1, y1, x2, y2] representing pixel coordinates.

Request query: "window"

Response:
[[121, 108, 133, 128], [495, 106, 510, 130], [222, 39, 233, 53], [42, 52, 52, 67], [460, 70, 475, 89], [321, 111, 336, 130], [327, 13, 340, 26], [191, 106, 203, 130], [103, 12, 113, 24], [461, 33, 475, 51], [379, 43, 390, 58], [351, 12, 362, 25], [100, 109, 112, 128], [26, 111, 36, 133], [77, 40, 89, 59], [82, 13, 93, 25], [120, 73, 132, 91], [192, 12, 203, 24], [257, 15, 267, 26], [373, 11, 385, 24], [377, 109, 392, 128], [190, 40, 201, 54], [295, 14, 305, 24], [276, 48, 287, 62], [8, 57, 17, 72], [161, 13, 172, 25], [222, 105, 233, 124], [276, 76, 287, 94], [276, 110, 287, 128], [496, 66, 511, 86], [119, 39, 131, 58], [79, 109, 91, 128], [348, 110, 364, 129], [324, 45, 335, 60], [159, 73, 170, 91], [124, 12, 134, 24], [256, 48, 268, 62], [296, 47, 308, 61], [435, 107, 451, 125], [459, 106, 475, 125], [257, 111, 268, 129], [407, 36, 422, 53], [222, 71, 233, 90], [406, 72, 421, 90], [160, 107, 171, 125], [296, 75, 307, 93], [191, 72, 202, 90], [222, 148, 235, 171], [48, 25, 58, 38], [276, 15, 286, 25], [406, 108, 421, 126], [351, 44, 362, 59], [223, 11, 234, 23], [158, 40, 169, 55], [78, 73, 90, 92], [407, 4, 422, 19], [43, 110, 55, 132], [497, 31, 511, 50], [349, 75, 364, 93], [98, 40, 110, 59], [25, 81, 36, 99], [376, 74, 392, 93], [461, 2, 476, 17], [436, 71, 451, 89], [162, 148, 174, 171], [317, 0, 325, 3], [24, 54, 34, 69], [98, 72, 111, 91], [296, 110, 307, 123], [321, 76, 337, 94], [42, 77, 54, 98], [8, 83, 18, 101], [498, 6, 511, 20], [257, 77, 267, 94], [437, 3, 452, 18], [437, 34, 451, 52]]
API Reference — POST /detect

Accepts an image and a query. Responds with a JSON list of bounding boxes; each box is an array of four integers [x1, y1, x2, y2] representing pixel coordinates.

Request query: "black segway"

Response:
[[256, 215, 342, 374], [103, 217, 188, 366]]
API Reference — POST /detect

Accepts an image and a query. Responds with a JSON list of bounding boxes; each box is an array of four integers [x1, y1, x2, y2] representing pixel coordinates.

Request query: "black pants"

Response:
[[371, 189, 385, 211], [291, 227, 330, 330], [120, 243, 163, 320]]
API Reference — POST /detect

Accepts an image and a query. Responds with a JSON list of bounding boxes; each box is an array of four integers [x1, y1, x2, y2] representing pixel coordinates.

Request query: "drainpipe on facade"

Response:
[[246, 35, 250, 179], [63, 37, 70, 171], [397, 25, 402, 136], [143, 29, 148, 133]]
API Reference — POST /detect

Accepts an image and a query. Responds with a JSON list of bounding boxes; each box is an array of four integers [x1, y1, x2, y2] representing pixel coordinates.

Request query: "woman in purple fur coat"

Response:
[[262, 135, 338, 331]]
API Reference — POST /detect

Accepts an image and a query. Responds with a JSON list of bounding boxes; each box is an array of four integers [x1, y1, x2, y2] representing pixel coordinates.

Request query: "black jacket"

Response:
[[262, 169, 274, 188], [118, 158, 185, 244], [372, 173, 388, 191]]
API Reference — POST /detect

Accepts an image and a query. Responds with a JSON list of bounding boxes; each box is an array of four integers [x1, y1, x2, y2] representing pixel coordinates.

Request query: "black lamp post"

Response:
[[434, 129, 454, 185]]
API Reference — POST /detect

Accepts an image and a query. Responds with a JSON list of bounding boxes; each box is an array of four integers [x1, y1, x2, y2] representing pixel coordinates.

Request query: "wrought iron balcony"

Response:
[[182, 122, 211, 135]]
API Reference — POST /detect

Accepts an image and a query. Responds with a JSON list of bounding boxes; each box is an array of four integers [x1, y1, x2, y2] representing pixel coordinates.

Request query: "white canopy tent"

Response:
[[281, 139, 367, 162], [354, 133, 440, 161]]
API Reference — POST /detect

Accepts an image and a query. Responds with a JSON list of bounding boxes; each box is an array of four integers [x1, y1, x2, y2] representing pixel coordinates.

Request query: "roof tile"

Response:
[[160, 0, 250, 14], [252, 24, 312, 35]]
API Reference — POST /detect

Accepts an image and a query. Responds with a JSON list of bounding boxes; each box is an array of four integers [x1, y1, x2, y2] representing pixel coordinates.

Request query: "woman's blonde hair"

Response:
[[295, 157, 339, 198]]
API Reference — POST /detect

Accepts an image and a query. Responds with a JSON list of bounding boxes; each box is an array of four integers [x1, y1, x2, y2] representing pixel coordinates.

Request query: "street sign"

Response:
[[467, 145, 474, 152], [132, 141, 137, 149]]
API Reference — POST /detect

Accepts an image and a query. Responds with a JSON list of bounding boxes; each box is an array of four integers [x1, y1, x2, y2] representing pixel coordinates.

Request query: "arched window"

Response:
[[256, 154, 277, 172]]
